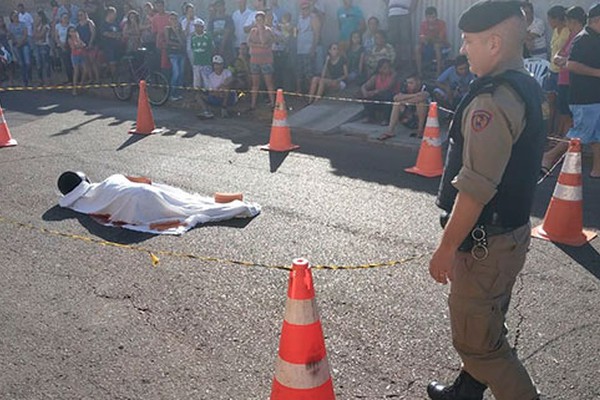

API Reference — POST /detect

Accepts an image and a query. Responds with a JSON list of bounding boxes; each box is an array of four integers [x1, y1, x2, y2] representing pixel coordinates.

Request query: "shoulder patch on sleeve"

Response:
[[471, 110, 493, 133]]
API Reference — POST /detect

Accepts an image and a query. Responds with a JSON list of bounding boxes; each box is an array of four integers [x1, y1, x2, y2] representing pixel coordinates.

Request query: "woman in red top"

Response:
[[415, 6, 449, 76], [359, 58, 397, 125]]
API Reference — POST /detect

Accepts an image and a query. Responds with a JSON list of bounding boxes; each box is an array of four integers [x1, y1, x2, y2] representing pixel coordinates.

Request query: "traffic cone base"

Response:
[[272, 377, 335, 400], [262, 89, 299, 152], [270, 258, 335, 400], [532, 139, 597, 247], [0, 137, 17, 147], [405, 103, 444, 178], [261, 143, 300, 152], [531, 225, 596, 247], [0, 105, 17, 148], [129, 80, 156, 135], [405, 165, 443, 177]]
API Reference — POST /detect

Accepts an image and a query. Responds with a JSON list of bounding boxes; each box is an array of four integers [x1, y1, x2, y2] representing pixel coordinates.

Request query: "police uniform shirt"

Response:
[[451, 59, 527, 206]]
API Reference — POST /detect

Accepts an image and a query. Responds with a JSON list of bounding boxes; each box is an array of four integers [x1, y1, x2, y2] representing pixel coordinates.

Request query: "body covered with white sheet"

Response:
[[58, 174, 261, 234]]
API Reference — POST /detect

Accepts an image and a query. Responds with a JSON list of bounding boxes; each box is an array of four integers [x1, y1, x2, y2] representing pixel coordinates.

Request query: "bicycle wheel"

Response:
[[145, 71, 170, 106], [113, 64, 133, 101]]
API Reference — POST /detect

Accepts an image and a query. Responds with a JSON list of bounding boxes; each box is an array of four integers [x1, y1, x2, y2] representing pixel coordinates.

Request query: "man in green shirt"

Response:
[[191, 18, 214, 89]]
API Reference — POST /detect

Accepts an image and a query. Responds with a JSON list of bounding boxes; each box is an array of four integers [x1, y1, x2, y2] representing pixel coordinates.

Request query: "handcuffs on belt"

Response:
[[440, 212, 489, 261], [469, 225, 489, 261]]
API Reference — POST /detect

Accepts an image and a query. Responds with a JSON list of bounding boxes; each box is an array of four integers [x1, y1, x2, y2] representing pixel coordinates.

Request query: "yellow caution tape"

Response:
[[0, 215, 427, 271]]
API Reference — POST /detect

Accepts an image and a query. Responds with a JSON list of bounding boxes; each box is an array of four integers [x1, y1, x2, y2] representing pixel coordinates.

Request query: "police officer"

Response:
[[427, 1, 546, 400]]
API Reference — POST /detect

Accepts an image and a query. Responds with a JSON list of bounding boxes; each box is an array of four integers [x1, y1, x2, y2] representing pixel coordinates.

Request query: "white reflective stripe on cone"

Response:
[[552, 183, 583, 201], [561, 152, 581, 174], [426, 117, 439, 128], [284, 298, 320, 325], [272, 119, 289, 127], [274, 357, 331, 389], [424, 137, 442, 147]]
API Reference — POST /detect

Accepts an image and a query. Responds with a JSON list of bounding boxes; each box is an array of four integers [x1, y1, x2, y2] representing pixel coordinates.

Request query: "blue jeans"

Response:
[[33, 44, 51, 81], [16, 44, 32, 85], [168, 53, 184, 97]]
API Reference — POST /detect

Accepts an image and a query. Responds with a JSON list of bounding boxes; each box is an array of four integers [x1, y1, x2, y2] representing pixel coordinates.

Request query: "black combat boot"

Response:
[[427, 370, 487, 400]]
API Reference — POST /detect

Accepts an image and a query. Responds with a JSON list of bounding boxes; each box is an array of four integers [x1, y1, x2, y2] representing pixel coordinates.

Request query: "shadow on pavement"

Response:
[[42, 205, 156, 245], [556, 243, 600, 280], [269, 151, 289, 173], [117, 133, 150, 151], [4, 90, 599, 231]]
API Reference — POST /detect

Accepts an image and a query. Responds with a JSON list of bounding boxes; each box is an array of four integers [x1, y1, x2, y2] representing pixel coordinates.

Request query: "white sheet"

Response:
[[59, 174, 261, 235]]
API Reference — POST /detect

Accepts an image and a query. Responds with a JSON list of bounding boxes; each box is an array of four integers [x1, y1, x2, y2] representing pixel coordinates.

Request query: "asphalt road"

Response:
[[0, 89, 599, 400]]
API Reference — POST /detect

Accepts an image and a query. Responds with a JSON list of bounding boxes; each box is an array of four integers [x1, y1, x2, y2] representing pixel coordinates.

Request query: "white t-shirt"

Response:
[[388, 0, 413, 17], [232, 7, 253, 48], [55, 22, 73, 45], [528, 17, 547, 54], [207, 69, 232, 90], [19, 11, 34, 36]]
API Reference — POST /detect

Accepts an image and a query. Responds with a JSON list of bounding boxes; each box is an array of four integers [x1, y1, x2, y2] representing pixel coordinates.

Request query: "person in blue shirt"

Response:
[[433, 55, 475, 110], [336, 0, 365, 52]]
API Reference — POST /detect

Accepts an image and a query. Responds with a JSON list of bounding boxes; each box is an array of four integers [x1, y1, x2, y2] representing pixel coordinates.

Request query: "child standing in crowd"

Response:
[[308, 42, 348, 104], [67, 26, 85, 95], [191, 18, 213, 90]]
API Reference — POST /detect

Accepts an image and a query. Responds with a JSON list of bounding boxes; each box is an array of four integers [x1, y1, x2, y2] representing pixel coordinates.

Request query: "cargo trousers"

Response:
[[449, 223, 538, 400]]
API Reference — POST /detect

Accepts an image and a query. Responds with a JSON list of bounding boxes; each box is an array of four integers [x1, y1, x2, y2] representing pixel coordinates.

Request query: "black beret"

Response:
[[589, 4, 600, 19], [459, 1, 524, 33]]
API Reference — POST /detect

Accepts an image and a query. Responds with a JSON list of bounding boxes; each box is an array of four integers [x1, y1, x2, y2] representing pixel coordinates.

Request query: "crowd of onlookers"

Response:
[[0, 0, 598, 175], [0, 0, 454, 122]]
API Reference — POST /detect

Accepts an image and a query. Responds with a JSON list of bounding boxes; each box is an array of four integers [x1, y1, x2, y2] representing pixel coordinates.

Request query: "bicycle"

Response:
[[113, 47, 170, 106]]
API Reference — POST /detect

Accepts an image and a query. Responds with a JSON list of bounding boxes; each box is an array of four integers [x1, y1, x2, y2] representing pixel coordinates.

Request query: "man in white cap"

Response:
[[197, 54, 236, 119]]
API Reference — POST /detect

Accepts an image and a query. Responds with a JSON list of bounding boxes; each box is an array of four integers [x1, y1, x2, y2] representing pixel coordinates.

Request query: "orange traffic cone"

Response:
[[214, 192, 243, 203], [261, 89, 299, 152], [128, 80, 156, 135], [532, 139, 597, 246], [0, 103, 17, 148], [271, 258, 335, 400], [405, 102, 444, 178]]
